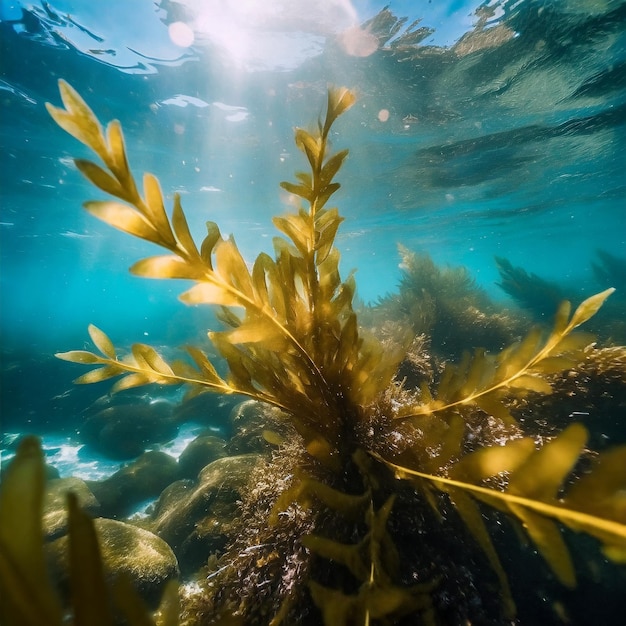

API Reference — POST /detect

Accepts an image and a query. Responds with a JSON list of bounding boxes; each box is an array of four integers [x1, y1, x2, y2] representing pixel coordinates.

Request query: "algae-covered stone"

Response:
[[43, 476, 100, 540], [47, 517, 179, 609], [227, 400, 288, 454], [80, 400, 178, 459], [149, 453, 261, 573], [88, 450, 179, 518], [177, 434, 227, 479]]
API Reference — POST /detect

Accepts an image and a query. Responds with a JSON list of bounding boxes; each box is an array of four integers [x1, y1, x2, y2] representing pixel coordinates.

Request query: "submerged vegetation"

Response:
[[1, 80, 625, 625]]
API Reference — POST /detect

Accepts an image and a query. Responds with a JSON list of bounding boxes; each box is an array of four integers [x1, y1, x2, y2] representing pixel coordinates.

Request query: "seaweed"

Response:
[[0, 436, 179, 626], [592, 249, 626, 289], [47, 80, 403, 471], [373, 247, 526, 356], [37, 81, 626, 624], [496, 252, 626, 343], [495, 255, 565, 317]]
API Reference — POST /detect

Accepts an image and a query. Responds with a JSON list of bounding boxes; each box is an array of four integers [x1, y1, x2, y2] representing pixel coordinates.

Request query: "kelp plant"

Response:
[[46, 80, 626, 624]]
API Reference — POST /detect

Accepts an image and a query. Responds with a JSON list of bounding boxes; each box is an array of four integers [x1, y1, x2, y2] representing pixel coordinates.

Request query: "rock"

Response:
[[177, 435, 227, 479], [47, 518, 179, 609], [80, 399, 178, 459], [43, 477, 100, 540], [226, 400, 288, 454], [87, 451, 179, 518], [149, 454, 261, 574], [172, 391, 236, 431]]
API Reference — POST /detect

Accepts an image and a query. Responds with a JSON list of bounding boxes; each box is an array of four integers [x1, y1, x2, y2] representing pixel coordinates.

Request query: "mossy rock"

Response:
[[177, 434, 227, 479], [80, 400, 178, 459], [226, 400, 289, 455], [46, 517, 179, 610], [149, 453, 261, 574], [43, 476, 100, 540], [87, 450, 179, 518]]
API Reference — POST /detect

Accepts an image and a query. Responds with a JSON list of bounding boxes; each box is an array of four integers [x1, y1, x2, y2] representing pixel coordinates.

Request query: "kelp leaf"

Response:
[[143, 173, 175, 245], [74, 365, 124, 385], [320, 149, 349, 187], [185, 346, 224, 385], [568, 287, 615, 329], [221, 318, 290, 348], [566, 446, 626, 523], [172, 193, 198, 258], [316, 182, 341, 210], [442, 488, 516, 619], [295, 473, 370, 521], [506, 374, 553, 394], [67, 493, 114, 626], [451, 438, 536, 484], [180, 281, 242, 307], [397, 290, 613, 421], [273, 214, 310, 255], [315, 209, 343, 264], [75, 159, 125, 198], [564, 445, 626, 560], [105, 120, 132, 183], [279, 181, 313, 202], [382, 424, 626, 584], [294, 128, 321, 168], [532, 355, 579, 374], [0, 437, 63, 626], [251, 252, 287, 318], [552, 299, 572, 335], [472, 392, 516, 425], [508, 503, 576, 587], [46, 80, 107, 160], [112, 373, 152, 392], [302, 535, 369, 581], [131, 255, 203, 280], [88, 324, 117, 358], [215, 238, 254, 299], [496, 327, 543, 380], [508, 423, 588, 502], [209, 333, 255, 393], [548, 332, 596, 356], [84, 201, 159, 243], [56, 350, 102, 364], [153, 580, 180, 626], [200, 222, 223, 269], [308, 581, 357, 626], [131, 344, 175, 377], [324, 87, 357, 135]]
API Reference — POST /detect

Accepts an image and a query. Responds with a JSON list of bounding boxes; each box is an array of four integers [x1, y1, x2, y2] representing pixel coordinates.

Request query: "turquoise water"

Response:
[[1, 1, 625, 622]]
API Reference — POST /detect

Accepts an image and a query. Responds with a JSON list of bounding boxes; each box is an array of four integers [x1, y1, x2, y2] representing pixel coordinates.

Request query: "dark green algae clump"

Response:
[[1, 80, 625, 626]]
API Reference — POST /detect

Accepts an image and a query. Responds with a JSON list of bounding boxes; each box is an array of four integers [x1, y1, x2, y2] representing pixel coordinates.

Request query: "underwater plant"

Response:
[[496, 253, 626, 344], [374, 246, 525, 356], [495, 256, 566, 318], [41, 81, 626, 624], [0, 436, 179, 626]]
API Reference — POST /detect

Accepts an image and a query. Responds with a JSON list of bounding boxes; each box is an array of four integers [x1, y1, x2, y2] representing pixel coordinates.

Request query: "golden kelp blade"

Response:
[[67, 493, 115, 626], [381, 424, 626, 584], [47, 81, 401, 437], [397, 288, 615, 422], [0, 437, 63, 626]]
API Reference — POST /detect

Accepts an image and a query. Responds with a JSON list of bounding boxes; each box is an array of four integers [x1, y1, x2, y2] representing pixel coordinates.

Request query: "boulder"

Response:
[[80, 399, 178, 459], [177, 434, 227, 479], [149, 454, 261, 574], [43, 476, 100, 540], [226, 400, 288, 454], [47, 517, 179, 609], [87, 450, 179, 518]]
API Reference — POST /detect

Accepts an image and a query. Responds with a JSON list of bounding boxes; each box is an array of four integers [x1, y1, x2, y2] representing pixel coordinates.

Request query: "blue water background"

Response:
[[1, 0, 625, 456]]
